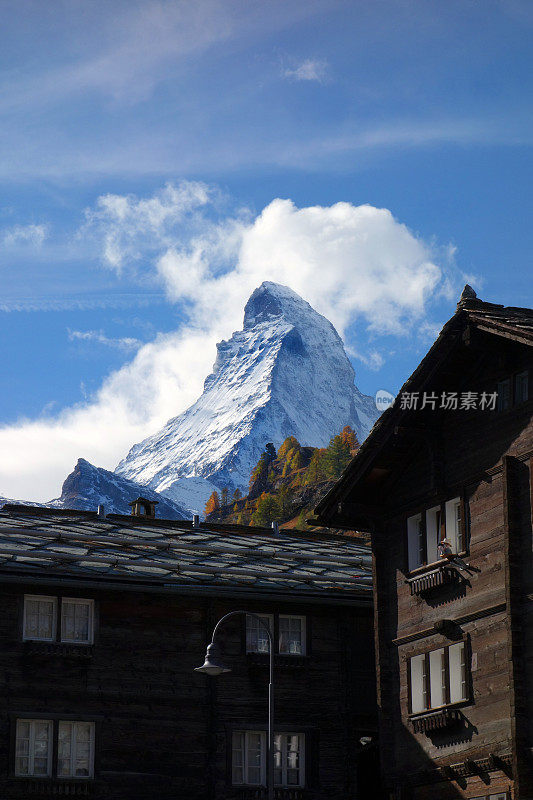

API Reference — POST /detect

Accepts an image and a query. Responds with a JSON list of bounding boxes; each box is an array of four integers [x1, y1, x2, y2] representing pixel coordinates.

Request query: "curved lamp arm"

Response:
[[195, 610, 275, 800]]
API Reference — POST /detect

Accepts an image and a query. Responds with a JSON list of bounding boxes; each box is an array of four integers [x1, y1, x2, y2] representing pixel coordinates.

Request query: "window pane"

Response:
[[24, 597, 56, 640], [279, 617, 304, 655], [62, 600, 92, 643], [232, 732, 245, 784], [515, 371, 529, 405], [245, 615, 271, 653], [497, 379, 511, 411], [16, 720, 51, 777]]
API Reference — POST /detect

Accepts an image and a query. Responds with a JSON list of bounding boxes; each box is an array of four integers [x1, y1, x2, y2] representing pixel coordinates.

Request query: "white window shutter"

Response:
[[410, 654, 427, 713], [449, 641, 466, 702], [425, 506, 440, 564], [429, 648, 446, 708], [445, 498, 461, 553]]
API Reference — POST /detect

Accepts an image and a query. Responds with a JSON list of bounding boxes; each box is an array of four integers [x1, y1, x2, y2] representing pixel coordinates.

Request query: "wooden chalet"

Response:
[[314, 288, 533, 800], [0, 504, 377, 799]]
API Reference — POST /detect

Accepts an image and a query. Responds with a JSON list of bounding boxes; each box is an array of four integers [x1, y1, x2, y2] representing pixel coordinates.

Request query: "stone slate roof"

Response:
[[0, 505, 372, 601]]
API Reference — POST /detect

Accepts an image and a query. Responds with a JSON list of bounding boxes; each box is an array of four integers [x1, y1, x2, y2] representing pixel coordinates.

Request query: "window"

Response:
[[498, 371, 529, 410], [232, 731, 304, 787], [61, 600, 94, 644], [23, 596, 57, 642], [409, 641, 468, 713], [497, 378, 511, 411], [279, 616, 305, 655], [15, 719, 94, 779], [15, 720, 53, 776], [58, 722, 94, 777], [274, 733, 304, 786], [246, 614, 273, 654], [23, 596, 94, 644], [515, 371, 529, 405], [245, 613, 306, 656], [407, 497, 466, 571]]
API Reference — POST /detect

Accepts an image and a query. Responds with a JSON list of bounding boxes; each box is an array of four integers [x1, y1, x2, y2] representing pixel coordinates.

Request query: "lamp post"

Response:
[[195, 611, 274, 800]]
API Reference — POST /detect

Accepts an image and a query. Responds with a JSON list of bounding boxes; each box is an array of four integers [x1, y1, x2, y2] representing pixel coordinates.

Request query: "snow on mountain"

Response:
[[116, 281, 380, 510], [48, 458, 188, 519]]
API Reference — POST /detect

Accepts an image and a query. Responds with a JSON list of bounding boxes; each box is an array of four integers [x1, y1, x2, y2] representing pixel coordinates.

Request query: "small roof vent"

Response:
[[129, 497, 158, 518]]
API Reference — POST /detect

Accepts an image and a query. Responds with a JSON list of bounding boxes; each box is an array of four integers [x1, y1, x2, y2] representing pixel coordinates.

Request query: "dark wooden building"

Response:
[[0, 504, 377, 799], [315, 288, 533, 800]]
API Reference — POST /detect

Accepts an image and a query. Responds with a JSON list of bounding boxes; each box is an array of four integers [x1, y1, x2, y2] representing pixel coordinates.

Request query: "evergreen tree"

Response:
[[204, 490, 220, 515], [252, 493, 281, 526], [232, 488, 242, 502], [220, 487, 229, 506], [324, 434, 352, 478], [277, 436, 300, 461]]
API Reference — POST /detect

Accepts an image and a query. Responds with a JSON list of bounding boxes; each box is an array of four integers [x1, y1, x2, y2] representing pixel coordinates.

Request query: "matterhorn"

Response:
[[115, 282, 379, 512]]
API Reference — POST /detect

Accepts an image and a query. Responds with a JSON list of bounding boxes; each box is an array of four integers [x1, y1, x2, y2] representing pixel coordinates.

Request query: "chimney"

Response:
[[129, 497, 158, 518], [271, 521, 279, 534], [193, 514, 200, 529], [97, 505, 106, 518]]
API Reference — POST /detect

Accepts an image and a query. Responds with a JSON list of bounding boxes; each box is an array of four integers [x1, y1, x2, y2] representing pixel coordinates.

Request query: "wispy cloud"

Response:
[[3, 224, 48, 248], [283, 58, 329, 83], [68, 329, 143, 352]]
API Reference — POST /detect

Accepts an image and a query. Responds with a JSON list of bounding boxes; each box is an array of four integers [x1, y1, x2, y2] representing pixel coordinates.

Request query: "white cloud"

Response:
[[283, 58, 329, 83], [68, 329, 143, 352], [0, 183, 454, 502], [3, 224, 48, 248]]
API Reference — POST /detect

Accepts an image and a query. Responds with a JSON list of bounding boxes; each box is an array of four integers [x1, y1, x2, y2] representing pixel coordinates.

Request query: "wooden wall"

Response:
[[367, 330, 533, 798], [0, 582, 376, 799]]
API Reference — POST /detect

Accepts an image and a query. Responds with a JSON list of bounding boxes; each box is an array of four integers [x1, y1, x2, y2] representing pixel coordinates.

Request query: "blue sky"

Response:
[[1, 0, 532, 500]]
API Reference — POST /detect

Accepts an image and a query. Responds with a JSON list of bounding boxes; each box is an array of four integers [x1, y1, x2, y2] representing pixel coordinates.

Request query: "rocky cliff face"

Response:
[[48, 458, 187, 519], [115, 282, 379, 512]]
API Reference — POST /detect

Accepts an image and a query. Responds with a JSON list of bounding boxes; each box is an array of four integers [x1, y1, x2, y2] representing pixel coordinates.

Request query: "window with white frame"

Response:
[[279, 616, 305, 655], [274, 733, 304, 786], [409, 641, 468, 714], [407, 496, 465, 571], [232, 731, 304, 787], [61, 599, 94, 644], [245, 614, 273, 654], [57, 722, 95, 777], [245, 613, 306, 655], [15, 720, 53, 776], [15, 719, 94, 779], [23, 596, 57, 642], [23, 595, 94, 644]]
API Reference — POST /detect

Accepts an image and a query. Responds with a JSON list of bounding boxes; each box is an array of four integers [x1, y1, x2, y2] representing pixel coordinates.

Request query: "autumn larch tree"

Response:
[[205, 490, 220, 516]]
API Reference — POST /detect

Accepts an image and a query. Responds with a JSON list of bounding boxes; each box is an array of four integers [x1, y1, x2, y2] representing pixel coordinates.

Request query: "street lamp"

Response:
[[195, 610, 274, 800]]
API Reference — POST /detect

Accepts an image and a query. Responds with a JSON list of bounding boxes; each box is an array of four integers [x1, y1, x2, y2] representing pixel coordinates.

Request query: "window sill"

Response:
[[22, 642, 94, 658], [409, 705, 465, 734], [6, 778, 95, 796], [233, 788, 306, 799]]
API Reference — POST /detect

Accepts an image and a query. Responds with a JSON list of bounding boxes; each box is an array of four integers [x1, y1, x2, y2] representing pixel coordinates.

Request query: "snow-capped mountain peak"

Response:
[[115, 282, 379, 513]]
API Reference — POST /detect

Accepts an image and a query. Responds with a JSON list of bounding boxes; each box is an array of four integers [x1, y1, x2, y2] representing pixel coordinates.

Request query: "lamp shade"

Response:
[[194, 643, 231, 676]]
